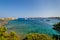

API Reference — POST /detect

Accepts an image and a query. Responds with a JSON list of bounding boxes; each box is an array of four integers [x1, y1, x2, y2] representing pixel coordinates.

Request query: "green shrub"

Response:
[[23, 33, 53, 40], [8, 31, 18, 40], [0, 26, 19, 40], [53, 22, 60, 28]]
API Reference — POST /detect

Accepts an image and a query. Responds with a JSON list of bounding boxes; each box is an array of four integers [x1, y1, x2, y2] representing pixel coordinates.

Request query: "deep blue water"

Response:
[[6, 18, 60, 36]]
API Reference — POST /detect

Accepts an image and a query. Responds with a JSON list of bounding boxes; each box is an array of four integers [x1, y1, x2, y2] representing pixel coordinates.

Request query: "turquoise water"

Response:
[[6, 18, 60, 36]]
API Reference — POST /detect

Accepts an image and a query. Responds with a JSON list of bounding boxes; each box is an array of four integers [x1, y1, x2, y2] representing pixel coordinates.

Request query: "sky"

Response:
[[0, 0, 60, 18]]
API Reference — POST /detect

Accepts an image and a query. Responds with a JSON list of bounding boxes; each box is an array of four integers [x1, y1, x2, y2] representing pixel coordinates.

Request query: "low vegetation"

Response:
[[0, 26, 19, 40], [53, 22, 60, 40], [53, 22, 60, 32], [23, 33, 53, 40]]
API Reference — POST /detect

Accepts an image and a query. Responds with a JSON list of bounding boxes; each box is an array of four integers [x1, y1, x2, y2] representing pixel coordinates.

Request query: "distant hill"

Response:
[[47, 17, 60, 19]]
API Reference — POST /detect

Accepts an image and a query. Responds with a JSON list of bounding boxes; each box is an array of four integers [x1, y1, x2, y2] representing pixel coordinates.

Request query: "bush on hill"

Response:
[[53, 22, 60, 32], [23, 33, 53, 40], [0, 26, 19, 40]]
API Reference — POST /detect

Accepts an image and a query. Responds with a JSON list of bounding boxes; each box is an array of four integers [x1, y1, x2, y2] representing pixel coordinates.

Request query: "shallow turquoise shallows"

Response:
[[6, 18, 60, 36]]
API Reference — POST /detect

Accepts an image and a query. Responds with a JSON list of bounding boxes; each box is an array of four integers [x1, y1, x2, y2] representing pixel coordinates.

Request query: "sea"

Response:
[[5, 18, 60, 37]]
